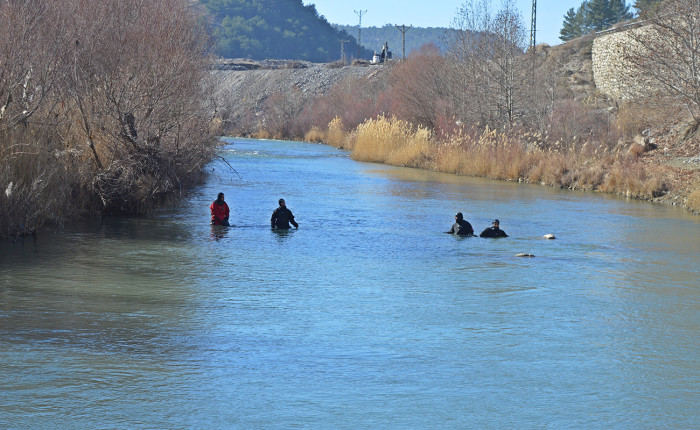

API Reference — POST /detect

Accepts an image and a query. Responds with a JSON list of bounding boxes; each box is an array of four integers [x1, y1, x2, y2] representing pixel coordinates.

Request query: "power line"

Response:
[[355, 9, 367, 59]]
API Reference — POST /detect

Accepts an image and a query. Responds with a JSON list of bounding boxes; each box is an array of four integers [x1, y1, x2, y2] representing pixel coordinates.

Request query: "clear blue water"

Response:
[[1, 138, 699, 428]]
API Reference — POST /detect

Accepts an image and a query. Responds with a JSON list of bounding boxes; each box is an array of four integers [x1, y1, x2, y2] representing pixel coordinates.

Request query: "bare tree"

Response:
[[446, 0, 528, 128], [624, 0, 700, 132], [0, 0, 79, 237], [1, 0, 217, 236], [0, 1, 66, 129], [390, 44, 454, 131], [59, 0, 216, 209]]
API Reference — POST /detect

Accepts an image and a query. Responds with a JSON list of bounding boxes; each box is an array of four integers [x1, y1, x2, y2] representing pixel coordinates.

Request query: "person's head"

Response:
[[217, 192, 225, 202], [455, 212, 463, 221], [492, 219, 500, 227], [278, 198, 286, 207]]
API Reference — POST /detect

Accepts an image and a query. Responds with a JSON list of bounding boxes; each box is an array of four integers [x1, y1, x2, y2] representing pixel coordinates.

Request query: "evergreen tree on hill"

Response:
[[586, 0, 633, 31], [201, 0, 372, 61], [559, 0, 634, 41], [633, 0, 663, 15], [560, 4, 587, 41]]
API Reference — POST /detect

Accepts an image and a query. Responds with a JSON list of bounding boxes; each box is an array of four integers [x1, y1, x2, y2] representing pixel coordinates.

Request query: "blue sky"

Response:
[[302, 0, 607, 46]]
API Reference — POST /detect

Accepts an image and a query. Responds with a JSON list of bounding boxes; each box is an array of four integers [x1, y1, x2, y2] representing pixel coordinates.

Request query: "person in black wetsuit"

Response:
[[446, 212, 474, 236], [271, 198, 298, 229], [479, 219, 508, 238]]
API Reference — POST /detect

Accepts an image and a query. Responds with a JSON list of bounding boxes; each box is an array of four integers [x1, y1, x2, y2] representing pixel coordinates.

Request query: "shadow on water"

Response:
[[0, 216, 212, 359]]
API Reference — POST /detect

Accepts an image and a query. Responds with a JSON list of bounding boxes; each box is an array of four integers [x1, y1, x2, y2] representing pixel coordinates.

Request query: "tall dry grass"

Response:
[[304, 127, 325, 143], [351, 115, 433, 167], [436, 127, 531, 180], [326, 117, 352, 149], [0, 127, 80, 238], [687, 185, 700, 213], [343, 115, 670, 201]]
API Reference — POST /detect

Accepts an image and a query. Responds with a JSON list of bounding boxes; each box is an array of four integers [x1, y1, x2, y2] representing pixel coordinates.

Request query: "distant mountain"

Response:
[[334, 24, 455, 59], [200, 0, 373, 62]]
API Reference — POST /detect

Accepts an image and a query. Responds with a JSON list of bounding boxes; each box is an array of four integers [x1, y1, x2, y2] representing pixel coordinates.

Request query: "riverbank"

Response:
[[212, 52, 700, 215], [306, 116, 700, 214]]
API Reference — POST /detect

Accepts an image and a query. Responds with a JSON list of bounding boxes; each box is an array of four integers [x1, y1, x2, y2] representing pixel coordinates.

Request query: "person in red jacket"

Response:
[[210, 192, 230, 226]]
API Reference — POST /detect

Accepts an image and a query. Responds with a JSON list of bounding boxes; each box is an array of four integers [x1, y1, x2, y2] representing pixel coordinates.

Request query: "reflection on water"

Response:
[[210, 225, 230, 241], [1, 138, 698, 428]]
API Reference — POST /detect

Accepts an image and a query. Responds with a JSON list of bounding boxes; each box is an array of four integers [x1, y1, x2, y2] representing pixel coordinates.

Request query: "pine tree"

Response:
[[560, 7, 585, 41], [585, 0, 633, 32], [608, 0, 635, 22], [634, 0, 663, 15]]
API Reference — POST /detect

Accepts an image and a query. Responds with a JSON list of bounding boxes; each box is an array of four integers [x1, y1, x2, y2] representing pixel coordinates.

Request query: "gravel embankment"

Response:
[[212, 60, 387, 134]]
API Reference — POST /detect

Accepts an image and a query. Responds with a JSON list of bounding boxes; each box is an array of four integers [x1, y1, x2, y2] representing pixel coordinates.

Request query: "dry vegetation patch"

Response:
[[0, 0, 217, 239]]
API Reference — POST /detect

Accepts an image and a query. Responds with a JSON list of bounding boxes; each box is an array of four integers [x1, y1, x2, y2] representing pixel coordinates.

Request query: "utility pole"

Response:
[[530, 0, 537, 108], [395, 24, 412, 61], [355, 10, 367, 60], [529, 0, 536, 49], [339, 39, 349, 63]]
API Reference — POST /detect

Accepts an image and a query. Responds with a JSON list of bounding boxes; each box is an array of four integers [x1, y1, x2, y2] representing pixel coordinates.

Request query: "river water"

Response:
[[1, 138, 699, 428]]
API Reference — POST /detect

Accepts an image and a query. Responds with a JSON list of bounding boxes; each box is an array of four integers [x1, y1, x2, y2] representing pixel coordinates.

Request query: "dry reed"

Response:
[[687, 185, 700, 213], [304, 127, 325, 143], [326, 117, 351, 149], [342, 115, 670, 202], [351, 115, 433, 167]]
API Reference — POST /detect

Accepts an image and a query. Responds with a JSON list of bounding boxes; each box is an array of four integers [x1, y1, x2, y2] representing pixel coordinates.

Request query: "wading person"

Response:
[[446, 212, 474, 236], [480, 219, 508, 238], [210, 192, 230, 226], [271, 198, 298, 229]]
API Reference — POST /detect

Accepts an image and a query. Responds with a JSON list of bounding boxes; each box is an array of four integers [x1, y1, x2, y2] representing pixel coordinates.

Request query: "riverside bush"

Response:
[[0, 128, 78, 238], [0, 0, 217, 239]]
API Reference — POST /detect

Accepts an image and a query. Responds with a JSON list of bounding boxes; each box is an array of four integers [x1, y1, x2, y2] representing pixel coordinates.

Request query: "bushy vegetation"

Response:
[[202, 0, 373, 62], [0, 0, 218, 239]]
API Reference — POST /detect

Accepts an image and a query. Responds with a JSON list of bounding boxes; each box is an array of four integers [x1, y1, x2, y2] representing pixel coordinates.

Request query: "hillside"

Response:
[[200, 0, 372, 61], [211, 35, 602, 134], [333, 25, 456, 59], [211, 59, 389, 135], [533, 34, 600, 102]]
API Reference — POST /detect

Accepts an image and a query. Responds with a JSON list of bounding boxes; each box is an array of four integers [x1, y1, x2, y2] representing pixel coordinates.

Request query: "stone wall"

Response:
[[591, 25, 659, 100]]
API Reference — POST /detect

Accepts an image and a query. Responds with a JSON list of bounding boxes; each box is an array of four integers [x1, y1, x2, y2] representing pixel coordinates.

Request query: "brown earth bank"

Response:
[[211, 54, 700, 215]]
